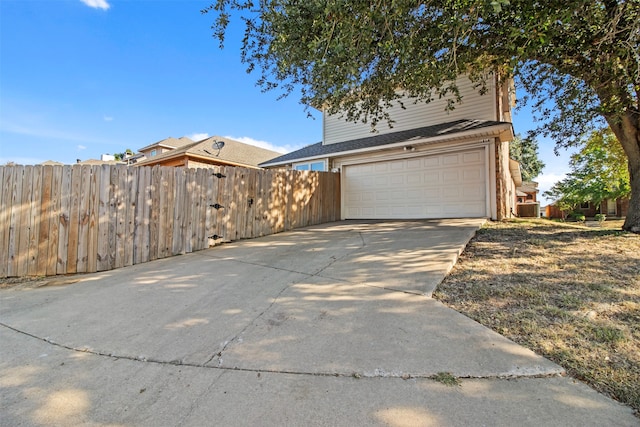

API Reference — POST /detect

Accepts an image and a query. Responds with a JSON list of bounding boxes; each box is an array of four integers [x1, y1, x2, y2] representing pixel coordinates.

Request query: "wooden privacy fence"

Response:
[[0, 164, 341, 278]]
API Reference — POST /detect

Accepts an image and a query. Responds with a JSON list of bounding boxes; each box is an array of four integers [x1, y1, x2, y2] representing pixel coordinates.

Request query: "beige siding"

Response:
[[324, 76, 498, 145]]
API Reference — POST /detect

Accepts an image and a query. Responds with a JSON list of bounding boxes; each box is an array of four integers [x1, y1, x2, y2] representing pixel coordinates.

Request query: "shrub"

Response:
[[595, 213, 606, 223], [568, 212, 586, 222]]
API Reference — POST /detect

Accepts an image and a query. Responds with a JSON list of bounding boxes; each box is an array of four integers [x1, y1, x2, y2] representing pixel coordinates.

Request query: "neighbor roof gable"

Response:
[[138, 136, 194, 153]]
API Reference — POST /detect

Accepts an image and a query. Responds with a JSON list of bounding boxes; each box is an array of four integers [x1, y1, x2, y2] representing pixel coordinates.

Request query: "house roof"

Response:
[[518, 181, 539, 193], [135, 136, 283, 168], [260, 119, 513, 167], [76, 159, 122, 165], [138, 136, 194, 153]]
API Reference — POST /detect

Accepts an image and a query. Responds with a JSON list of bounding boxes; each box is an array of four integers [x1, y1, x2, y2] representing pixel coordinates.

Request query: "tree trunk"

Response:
[[626, 163, 640, 233], [608, 110, 640, 233]]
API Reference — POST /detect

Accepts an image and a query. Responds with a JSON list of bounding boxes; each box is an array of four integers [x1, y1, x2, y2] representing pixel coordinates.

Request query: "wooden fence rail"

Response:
[[0, 164, 341, 277]]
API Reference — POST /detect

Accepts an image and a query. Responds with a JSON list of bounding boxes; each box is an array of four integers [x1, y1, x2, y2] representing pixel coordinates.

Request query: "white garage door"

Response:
[[343, 149, 487, 219]]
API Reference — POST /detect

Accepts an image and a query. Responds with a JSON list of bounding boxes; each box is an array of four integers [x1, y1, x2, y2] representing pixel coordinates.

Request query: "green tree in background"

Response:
[[113, 149, 134, 161], [203, 0, 640, 232], [544, 129, 630, 212], [509, 135, 545, 181]]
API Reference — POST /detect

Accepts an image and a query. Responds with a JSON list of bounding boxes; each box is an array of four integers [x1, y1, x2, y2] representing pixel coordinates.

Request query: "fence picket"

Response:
[[0, 167, 10, 277], [56, 166, 72, 274], [7, 166, 24, 276], [125, 167, 137, 267], [76, 166, 92, 273], [149, 166, 160, 260], [66, 166, 81, 274], [17, 166, 34, 276]]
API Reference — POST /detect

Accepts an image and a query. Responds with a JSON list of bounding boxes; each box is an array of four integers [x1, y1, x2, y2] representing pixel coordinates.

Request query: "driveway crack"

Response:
[[202, 280, 294, 367], [311, 231, 366, 277]]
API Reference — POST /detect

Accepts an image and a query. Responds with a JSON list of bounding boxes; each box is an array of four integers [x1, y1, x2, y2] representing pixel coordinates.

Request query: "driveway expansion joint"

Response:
[[1, 321, 564, 381]]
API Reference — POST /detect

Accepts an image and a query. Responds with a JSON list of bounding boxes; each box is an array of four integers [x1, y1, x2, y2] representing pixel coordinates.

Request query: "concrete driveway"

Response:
[[1, 220, 637, 426]]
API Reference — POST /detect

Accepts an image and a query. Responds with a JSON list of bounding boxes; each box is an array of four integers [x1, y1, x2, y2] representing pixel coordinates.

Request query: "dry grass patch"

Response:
[[434, 219, 640, 415]]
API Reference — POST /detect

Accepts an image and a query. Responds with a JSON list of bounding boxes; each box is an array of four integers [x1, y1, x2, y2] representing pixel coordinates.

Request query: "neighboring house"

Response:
[[517, 181, 539, 204], [40, 154, 139, 166], [74, 157, 123, 165], [516, 181, 540, 218], [546, 198, 630, 219], [261, 74, 519, 220], [138, 136, 195, 160], [135, 136, 282, 169]]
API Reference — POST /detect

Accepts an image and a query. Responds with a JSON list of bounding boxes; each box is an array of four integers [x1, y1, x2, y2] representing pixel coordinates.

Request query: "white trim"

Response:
[[487, 140, 497, 220], [293, 159, 327, 171], [334, 139, 492, 169]]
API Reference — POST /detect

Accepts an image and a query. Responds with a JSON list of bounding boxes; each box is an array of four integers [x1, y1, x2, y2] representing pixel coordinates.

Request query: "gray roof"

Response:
[[260, 119, 510, 167]]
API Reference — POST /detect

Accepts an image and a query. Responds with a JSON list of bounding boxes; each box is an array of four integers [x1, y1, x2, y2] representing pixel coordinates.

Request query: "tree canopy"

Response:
[[509, 135, 545, 182], [113, 149, 134, 161], [204, 0, 640, 231], [544, 129, 630, 212]]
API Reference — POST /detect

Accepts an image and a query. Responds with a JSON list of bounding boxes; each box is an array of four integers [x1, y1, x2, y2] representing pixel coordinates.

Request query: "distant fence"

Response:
[[0, 165, 341, 277]]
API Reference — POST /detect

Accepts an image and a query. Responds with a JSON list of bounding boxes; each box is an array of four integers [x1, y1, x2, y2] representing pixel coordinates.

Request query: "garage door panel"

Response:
[[442, 170, 461, 183], [406, 173, 422, 185], [344, 148, 487, 219], [424, 171, 441, 183], [443, 154, 460, 165], [407, 158, 422, 169], [462, 167, 483, 181], [462, 183, 485, 198], [375, 191, 390, 201], [390, 175, 404, 185], [390, 160, 404, 171], [361, 191, 375, 202], [423, 156, 440, 167]]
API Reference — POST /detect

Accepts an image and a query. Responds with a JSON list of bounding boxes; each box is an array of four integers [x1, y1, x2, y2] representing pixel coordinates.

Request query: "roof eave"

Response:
[[261, 123, 513, 168], [509, 159, 523, 187]]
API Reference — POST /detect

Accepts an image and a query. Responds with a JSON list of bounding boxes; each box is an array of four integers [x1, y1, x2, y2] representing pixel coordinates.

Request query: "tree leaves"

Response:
[[543, 129, 630, 210], [509, 134, 545, 181]]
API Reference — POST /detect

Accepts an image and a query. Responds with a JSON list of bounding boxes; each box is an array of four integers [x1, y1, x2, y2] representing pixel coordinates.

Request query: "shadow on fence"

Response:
[[0, 164, 341, 277]]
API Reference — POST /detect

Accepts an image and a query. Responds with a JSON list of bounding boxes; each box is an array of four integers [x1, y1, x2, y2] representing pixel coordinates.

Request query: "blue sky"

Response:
[[0, 0, 573, 203]]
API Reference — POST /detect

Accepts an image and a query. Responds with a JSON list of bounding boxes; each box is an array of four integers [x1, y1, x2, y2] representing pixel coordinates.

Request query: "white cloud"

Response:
[[103, 115, 113, 122], [80, 0, 110, 10], [224, 136, 292, 154], [536, 172, 567, 204], [77, 145, 87, 150], [187, 133, 210, 142]]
